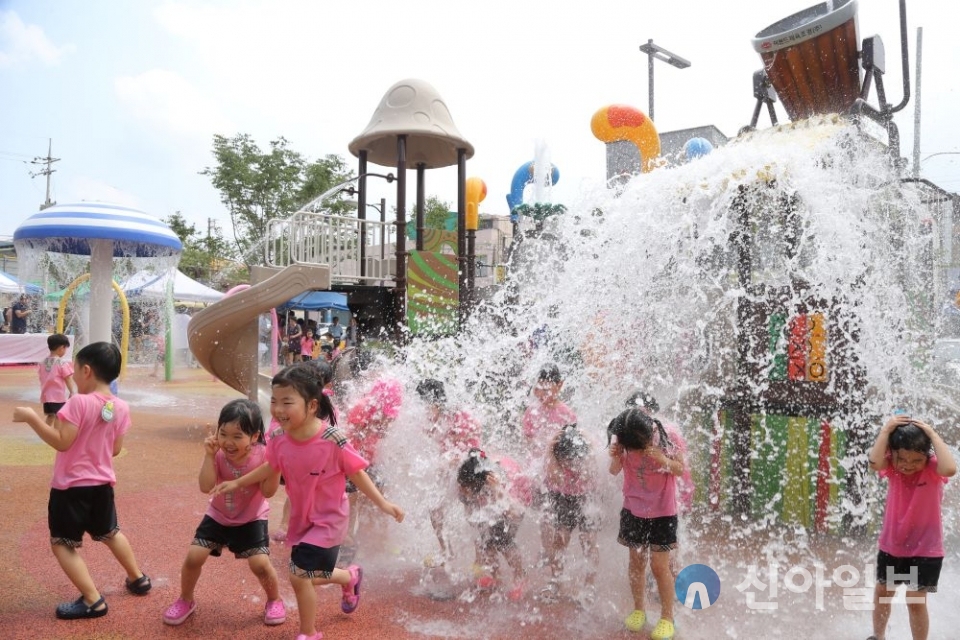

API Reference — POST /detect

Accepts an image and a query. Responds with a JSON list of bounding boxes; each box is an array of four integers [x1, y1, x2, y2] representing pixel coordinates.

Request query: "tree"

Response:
[[162, 212, 235, 286], [424, 196, 452, 230], [200, 134, 354, 266]]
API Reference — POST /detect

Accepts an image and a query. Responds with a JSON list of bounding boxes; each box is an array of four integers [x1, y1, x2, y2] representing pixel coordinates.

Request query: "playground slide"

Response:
[[188, 264, 331, 397]]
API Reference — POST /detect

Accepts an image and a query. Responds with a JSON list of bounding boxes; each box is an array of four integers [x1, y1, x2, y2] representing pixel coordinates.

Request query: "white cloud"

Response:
[[0, 10, 73, 67], [66, 177, 142, 209], [115, 69, 232, 137]]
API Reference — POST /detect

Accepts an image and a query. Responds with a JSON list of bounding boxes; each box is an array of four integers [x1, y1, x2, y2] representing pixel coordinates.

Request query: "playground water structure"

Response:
[[335, 114, 960, 637]]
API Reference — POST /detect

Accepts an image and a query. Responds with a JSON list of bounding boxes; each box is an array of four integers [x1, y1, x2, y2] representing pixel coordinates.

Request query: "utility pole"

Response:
[[30, 138, 60, 210]]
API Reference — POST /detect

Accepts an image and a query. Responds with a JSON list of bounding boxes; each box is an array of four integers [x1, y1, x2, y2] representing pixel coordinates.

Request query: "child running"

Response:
[[39, 333, 77, 426], [457, 448, 527, 601], [542, 424, 600, 603], [13, 342, 151, 620], [416, 378, 482, 564], [343, 376, 403, 562], [211, 362, 404, 640], [607, 407, 685, 640], [521, 364, 577, 564], [162, 398, 284, 627], [867, 415, 956, 640]]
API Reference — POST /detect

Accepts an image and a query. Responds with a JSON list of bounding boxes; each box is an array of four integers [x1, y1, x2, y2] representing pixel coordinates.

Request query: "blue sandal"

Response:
[[56, 596, 108, 619], [125, 574, 152, 595]]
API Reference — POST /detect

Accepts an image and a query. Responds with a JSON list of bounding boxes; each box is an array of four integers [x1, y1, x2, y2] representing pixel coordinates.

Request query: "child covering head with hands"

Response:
[[608, 407, 685, 640], [162, 398, 284, 627], [211, 362, 404, 640], [867, 415, 956, 640]]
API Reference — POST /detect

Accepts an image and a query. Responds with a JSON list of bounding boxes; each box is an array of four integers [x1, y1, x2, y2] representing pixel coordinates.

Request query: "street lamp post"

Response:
[[638, 39, 691, 121]]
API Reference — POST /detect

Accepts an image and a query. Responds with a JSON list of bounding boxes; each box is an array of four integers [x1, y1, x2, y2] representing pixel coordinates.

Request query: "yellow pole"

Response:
[[55, 274, 131, 379]]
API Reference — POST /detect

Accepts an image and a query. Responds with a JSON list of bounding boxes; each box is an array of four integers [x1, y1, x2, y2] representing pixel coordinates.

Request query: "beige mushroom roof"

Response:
[[348, 78, 474, 169]]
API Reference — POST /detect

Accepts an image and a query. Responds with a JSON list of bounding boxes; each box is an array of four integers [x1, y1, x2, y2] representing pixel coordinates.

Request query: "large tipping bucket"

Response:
[[753, 0, 861, 121]]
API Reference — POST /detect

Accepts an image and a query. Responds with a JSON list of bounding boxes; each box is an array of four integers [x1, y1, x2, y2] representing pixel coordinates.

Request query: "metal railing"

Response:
[[265, 211, 397, 284]]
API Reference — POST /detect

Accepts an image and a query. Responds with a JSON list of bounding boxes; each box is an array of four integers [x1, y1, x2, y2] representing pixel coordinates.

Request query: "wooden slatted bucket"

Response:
[[752, 0, 861, 121]]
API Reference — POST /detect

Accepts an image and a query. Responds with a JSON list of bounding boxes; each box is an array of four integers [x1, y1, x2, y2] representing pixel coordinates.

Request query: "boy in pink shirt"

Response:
[[867, 415, 957, 640], [39, 333, 76, 425], [13, 342, 151, 620]]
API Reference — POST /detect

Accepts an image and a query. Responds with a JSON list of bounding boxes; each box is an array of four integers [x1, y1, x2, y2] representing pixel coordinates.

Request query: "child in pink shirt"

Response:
[[521, 364, 577, 565], [608, 408, 685, 640], [300, 329, 315, 361], [416, 378, 482, 563], [867, 415, 956, 640], [39, 333, 76, 425], [212, 362, 404, 640], [542, 424, 600, 602], [162, 399, 284, 627], [13, 342, 150, 620]]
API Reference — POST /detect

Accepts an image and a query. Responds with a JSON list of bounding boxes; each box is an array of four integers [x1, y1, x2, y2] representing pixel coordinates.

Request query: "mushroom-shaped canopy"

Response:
[[348, 78, 474, 169], [13, 202, 182, 257]]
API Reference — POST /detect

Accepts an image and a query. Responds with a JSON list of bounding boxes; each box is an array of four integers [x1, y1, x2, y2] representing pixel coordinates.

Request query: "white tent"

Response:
[[122, 270, 224, 304], [0, 270, 42, 295]]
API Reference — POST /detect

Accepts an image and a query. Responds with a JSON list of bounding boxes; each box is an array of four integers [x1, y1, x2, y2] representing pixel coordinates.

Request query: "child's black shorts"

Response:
[[547, 491, 599, 531], [43, 402, 65, 416], [617, 509, 677, 551], [48, 485, 118, 546], [192, 515, 269, 559], [290, 542, 340, 579], [479, 516, 523, 553], [876, 550, 943, 593]]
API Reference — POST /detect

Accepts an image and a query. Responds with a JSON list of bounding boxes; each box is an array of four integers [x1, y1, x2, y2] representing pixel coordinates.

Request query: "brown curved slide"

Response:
[[188, 264, 331, 398]]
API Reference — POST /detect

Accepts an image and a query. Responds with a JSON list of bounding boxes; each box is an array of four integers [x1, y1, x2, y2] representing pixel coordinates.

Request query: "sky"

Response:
[[1, 0, 959, 243]]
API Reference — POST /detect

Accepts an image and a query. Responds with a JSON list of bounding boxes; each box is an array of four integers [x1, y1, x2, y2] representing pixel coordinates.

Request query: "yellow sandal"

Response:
[[651, 617, 675, 640], [624, 610, 646, 632]]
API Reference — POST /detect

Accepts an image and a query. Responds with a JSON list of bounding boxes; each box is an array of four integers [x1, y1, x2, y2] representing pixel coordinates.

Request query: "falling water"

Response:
[[340, 118, 960, 638]]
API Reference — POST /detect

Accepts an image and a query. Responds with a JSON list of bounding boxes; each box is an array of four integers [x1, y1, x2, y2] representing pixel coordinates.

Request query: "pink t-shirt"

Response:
[[435, 409, 482, 461], [522, 400, 577, 459], [53, 392, 131, 490], [879, 456, 947, 557], [265, 426, 368, 548], [301, 337, 315, 357], [39, 356, 74, 404], [207, 445, 269, 526], [619, 448, 678, 519]]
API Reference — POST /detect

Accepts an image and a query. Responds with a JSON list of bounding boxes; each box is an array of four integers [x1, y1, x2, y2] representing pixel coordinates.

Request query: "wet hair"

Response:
[[271, 362, 337, 426], [416, 378, 446, 406], [554, 424, 589, 461], [75, 342, 122, 384], [218, 398, 265, 443], [307, 359, 334, 387], [457, 448, 492, 494], [538, 363, 562, 384], [625, 390, 659, 413], [47, 333, 71, 351], [889, 422, 932, 456], [606, 407, 673, 452]]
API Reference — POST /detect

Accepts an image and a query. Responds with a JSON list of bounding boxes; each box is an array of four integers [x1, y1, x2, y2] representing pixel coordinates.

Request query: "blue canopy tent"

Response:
[[277, 291, 349, 312], [0, 270, 43, 295]]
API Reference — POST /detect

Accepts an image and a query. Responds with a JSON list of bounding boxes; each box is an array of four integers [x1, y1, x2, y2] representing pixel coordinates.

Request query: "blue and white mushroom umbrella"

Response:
[[14, 202, 182, 345]]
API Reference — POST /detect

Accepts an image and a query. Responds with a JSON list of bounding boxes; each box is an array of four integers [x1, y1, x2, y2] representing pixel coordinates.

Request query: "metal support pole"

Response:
[[467, 229, 476, 310], [457, 148, 467, 324], [395, 136, 407, 330], [912, 27, 922, 179], [358, 151, 368, 277], [647, 43, 655, 121], [416, 163, 426, 251], [380, 197, 386, 262]]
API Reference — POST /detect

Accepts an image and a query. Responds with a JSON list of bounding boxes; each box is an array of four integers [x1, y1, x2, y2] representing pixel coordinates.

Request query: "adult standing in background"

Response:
[[328, 316, 344, 345], [345, 316, 359, 347], [11, 294, 31, 334]]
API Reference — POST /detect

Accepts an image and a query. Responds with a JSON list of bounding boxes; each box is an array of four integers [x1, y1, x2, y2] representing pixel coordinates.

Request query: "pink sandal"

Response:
[[340, 564, 363, 613]]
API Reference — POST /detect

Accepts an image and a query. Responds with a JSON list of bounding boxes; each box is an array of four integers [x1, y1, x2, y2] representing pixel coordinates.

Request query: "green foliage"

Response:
[[162, 211, 235, 285], [200, 134, 354, 265], [424, 196, 452, 230], [512, 202, 567, 222]]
